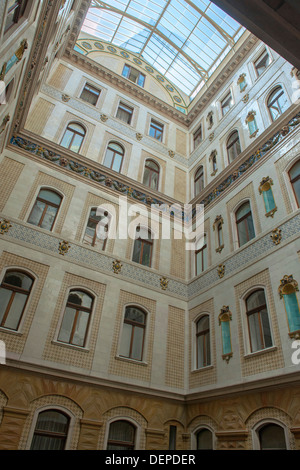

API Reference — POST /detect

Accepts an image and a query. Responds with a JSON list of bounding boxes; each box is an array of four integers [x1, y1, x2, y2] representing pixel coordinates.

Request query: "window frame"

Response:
[[122, 64, 145, 88], [289, 159, 300, 209], [119, 305, 147, 362], [116, 101, 134, 125], [132, 226, 153, 268], [56, 289, 95, 348], [79, 82, 101, 106], [220, 91, 233, 117], [106, 419, 137, 450], [60, 121, 86, 153], [149, 119, 164, 142], [194, 166, 204, 197], [235, 201, 255, 247], [0, 269, 34, 331], [83, 207, 109, 250], [195, 314, 211, 369], [252, 419, 289, 450], [103, 141, 125, 173], [143, 159, 160, 190], [29, 407, 72, 451], [195, 235, 207, 276], [27, 187, 63, 232], [254, 49, 271, 78], [4, 0, 29, 34], [193, 125, 202, 149], [227, 130, 241, 163], [267, 86, 289, 122], [245, 289, 273, 353]]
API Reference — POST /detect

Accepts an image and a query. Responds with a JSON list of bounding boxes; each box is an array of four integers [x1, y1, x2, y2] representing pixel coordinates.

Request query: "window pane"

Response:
[[2, 292, 26, 329], [28, 200, 46, 226], [38, 190, 61, 206], [60, 129, 73, 149], [69, 133, 83, 153], [132, 239, 142, 263], [143, 168, 151, 187], [150, 171, 159, 190], [72, 310, 89, 347], [197, 429, 213, 450], [0, 288, 12, 325], [246, 290, 266, 311], [246, 214, 255, 241], [4, 271, 32, 290], [104, 148, 114, 168], [58, 307, 76, 343], [131, 326, 144, 360], [261, 309, 272, 348], [39, 205, 58, 230], [125, 307, 145, 324], [141, 243, 151, 267], [259, 424, 286, 450], [197, 335, 205, 367], [248, 312, 263, 352], [236, 202, 250, 220], [293, 178, 300, 207], [119, 322, 132, 357], [68, 291, 93, 309], [111, 153, 123, 172]]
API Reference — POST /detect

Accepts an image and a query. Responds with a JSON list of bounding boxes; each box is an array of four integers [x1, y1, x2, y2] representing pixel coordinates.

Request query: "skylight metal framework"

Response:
[[82, 0, 244, 97]]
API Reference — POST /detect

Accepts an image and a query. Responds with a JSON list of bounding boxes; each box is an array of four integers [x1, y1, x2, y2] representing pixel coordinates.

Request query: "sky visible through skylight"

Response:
[[81, 0, 244, 99]]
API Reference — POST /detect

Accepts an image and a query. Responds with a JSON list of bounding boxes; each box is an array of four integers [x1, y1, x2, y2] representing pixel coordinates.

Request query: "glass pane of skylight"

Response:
[[81, 0, 243, 98]]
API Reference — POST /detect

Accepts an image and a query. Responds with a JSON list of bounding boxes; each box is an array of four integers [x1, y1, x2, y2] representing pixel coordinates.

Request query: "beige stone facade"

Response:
[[0, 0, 300, 452]]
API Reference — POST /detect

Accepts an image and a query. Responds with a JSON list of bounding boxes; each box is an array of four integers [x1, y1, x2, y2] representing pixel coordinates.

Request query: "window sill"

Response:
[[244, 345, 277, 359], [51, 340, 90, 353], [191, 364, 214, 373], [115, 355, 148, 366], [0, 327, 22, 336]]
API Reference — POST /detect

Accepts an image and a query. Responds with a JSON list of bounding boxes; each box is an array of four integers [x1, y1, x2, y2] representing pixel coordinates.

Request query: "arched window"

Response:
[[227, 131, 241, 163], [119, 306, 146, 361], [57, 290, 94, 347], [196, 315, 211, 368], [196, 428, 213, 450], [83, 207, 109, 250], [60, 122, 85, 153], [143, 159, 160, 190], [103, 142, 124, 173], [30, 409, 70, 450], [27, 188, 62, 231], [267, 86, 289, 121], [132, 226, 153, 267], [258, 423, 287, 450], [107, 420, 136, 450], [195, 234, 207, 275], [246, 289, 272, 353], [289, 160, 300, 208], [194, 166, 204, 196], [0, 270, 33, 330], [236, 202, 255, 247]]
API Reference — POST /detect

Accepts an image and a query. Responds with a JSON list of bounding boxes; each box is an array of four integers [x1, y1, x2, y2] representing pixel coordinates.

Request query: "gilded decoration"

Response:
[[168, 150, 175, 158], [213, 215, 224, 230], [160, 276, 169, 290], [113, 259, 122, 274], [207, 111, 214, 129], [270, 228, 282, 245], [278, 275, 299, 298], [259, 176, 277, 217], [0, 219, 12, 235], [136, 133, 143, 141], [100, 114, 108, 122], [0, 114, 10, 135], [61, 94, 70, 102], [219, 305, 232, 323], [219, 306, 233, 363], [217, 264, 225, 279], [209, 132, 215, 142], [58, 240, 71, 255], [242, 93, 249, 103]]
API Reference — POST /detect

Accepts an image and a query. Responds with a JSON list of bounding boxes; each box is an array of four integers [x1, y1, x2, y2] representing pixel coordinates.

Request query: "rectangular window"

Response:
[[80, 83, 100, 105], [169, 426, 177, 450], [193, 125, 202, 149], [5, 0, 28, 33], [221, 92, 233, 116], [149, 119, 164, 142], [122, 64, 145, 87], [116, 102, 134, 125], [254, 50, 271, 77]]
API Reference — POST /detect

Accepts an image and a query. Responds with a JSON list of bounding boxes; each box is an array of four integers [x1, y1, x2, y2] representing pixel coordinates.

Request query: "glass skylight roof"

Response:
[[81, 0, 244, 99]]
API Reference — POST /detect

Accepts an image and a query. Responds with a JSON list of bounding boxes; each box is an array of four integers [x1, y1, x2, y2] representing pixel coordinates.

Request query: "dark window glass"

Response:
[[119, 306, 146, 361], [122, 64, 145, 87], [5, 0, 28, 32], [267, 87, 289, 121], [107, 421, 135, 450], [195, 235, 207, 275], [132, 226, 153, 267], [227, 131, 241, 163], [194, 166, 204, 196], [57, 290, 93, 347], [143, 159, 160, 190], [60, 122, 85, 153], [196, 315, 211, 368], [80, 84, 100, 105], [30, 410, 69, 450], [246, 290, 272, 352], [149, 120, 163, 142], [221, 92, 233, 116], [116, 102, 134, 125], [236, 202, 255, 247], [259, 424, 287, 450], [193, 126, 202, 149], [289, 160, 300, 208], [197, 429, 213, 450], [0, 271, 33, 330], [169, 426, 177, 450], [83, 208, 109, 250], [28, 189, 62, 231], [103, 142, 124, 173], [255, 50, 271, 76]]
